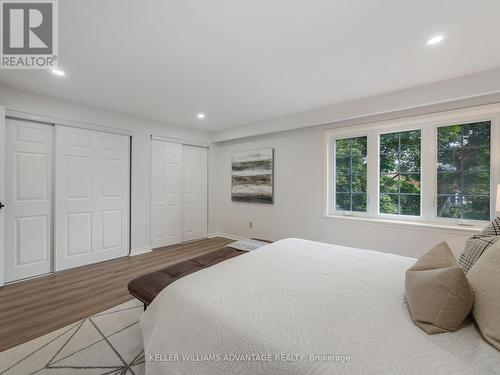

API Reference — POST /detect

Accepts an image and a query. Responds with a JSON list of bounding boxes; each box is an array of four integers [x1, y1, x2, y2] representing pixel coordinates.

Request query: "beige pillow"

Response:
[[467, 241, 500, 350], [405, 242, 474, 334]]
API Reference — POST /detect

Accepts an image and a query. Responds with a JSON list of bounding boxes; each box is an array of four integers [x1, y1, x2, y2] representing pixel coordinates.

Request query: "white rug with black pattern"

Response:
[[0, 299, 145, 375]]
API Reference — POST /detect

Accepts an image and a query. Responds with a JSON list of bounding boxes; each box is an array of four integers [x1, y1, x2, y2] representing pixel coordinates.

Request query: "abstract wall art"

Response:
[[231, 149, 274, 204]]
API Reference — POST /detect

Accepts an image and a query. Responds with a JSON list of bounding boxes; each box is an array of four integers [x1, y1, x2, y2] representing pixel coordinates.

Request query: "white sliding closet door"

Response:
[[151, 140, 182, 248], [4, 118, 53, 282], [55, 126, 130, 271], [182, 145, 208, 241]]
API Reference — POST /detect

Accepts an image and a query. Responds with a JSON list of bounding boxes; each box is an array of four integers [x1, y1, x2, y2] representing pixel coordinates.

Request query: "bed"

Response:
[[140, 238, 500, 375]]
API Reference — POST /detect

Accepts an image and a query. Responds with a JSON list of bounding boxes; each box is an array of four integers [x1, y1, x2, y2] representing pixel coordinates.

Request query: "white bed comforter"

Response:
[[141, 238, 500, 375]]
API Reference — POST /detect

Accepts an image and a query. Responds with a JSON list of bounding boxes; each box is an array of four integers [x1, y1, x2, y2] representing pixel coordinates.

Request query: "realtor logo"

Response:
[[1, 0, 58, 69]]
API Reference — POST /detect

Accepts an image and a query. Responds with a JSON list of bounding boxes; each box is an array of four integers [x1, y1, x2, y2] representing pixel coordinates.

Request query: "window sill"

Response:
[[322, 214, 484, 235]]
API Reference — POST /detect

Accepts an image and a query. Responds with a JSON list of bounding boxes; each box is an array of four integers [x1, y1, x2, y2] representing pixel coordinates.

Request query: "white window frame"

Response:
[[432, 119, 496, 225], [330, 132, 370, 217], [324, 103, 500, 230], [377, 126, 423, 220]]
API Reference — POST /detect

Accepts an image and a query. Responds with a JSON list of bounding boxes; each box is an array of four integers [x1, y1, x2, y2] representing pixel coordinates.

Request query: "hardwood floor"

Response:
[[0, 236, 233, 352]]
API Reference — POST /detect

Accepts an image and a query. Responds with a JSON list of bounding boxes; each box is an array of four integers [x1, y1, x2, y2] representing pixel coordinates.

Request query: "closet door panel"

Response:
[[151, 140, 182, 248], [56, 127, 94, 263], [94, 132, 129, 257], [5, 119, 53, 282], [66, 212, 92, 256], [182, 145, 207, 241], [55, 126, 130, 271]]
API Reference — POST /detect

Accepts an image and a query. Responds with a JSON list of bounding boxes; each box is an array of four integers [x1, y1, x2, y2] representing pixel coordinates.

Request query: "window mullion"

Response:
[[367, 131, 378, 216], [421, 126, 434, 221]]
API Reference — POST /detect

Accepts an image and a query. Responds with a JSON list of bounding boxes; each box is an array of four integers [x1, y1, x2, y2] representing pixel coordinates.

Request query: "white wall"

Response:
[[0, 85, 210, 254], [211, 120, 484, 259]]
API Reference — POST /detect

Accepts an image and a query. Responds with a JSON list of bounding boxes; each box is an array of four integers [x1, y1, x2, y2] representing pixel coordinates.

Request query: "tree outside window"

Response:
[[437, 121, 491, 220], [379, 130, 421, 216], [335, 136, 367, 212]]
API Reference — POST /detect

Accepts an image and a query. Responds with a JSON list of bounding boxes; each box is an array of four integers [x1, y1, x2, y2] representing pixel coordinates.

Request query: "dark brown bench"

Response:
[[128, 247, 246, 309]]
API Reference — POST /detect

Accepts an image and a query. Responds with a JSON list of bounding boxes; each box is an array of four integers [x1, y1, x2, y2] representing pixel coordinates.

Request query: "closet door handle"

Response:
[[0, 202, 4, 210]]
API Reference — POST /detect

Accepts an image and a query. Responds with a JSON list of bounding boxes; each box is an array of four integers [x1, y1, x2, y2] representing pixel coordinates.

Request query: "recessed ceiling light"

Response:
[[426, 35, 444, 46], [51, 69, 66, 76], [197, 113, 205, 119]]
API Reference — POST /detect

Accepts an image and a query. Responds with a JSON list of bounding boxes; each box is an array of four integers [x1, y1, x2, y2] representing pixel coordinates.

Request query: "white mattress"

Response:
[[141, 238, 500, 375]]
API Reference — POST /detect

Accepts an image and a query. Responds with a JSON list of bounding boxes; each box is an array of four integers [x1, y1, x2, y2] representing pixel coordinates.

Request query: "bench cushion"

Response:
[[128, 247, 245, 306]]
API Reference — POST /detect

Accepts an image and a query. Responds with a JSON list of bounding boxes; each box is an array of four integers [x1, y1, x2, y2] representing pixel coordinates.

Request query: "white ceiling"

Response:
[[1, 0, 500, 132]]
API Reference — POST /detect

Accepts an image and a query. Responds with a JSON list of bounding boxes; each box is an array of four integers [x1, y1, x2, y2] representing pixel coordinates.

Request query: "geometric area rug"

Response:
[[0, 299, 145, 375]]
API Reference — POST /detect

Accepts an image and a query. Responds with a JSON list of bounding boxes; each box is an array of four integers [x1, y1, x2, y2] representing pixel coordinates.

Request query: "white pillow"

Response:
[[467, 240, 500, 350]]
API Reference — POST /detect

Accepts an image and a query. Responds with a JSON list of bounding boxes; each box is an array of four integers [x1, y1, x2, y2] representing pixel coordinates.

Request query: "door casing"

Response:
[[0, 106, 6, 287]]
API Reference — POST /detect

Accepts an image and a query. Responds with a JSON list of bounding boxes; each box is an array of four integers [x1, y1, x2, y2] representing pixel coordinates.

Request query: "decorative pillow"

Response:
[[458, 217, 500, 273], [479, 216, 500, 236], [467, 241, 500, 350], [458, 235, 500, 274], [405, 242, 474, 334]]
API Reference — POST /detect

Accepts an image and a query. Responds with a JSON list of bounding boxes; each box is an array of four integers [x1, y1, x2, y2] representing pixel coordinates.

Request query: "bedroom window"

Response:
[[326, 105, 499, 228], [334, 136, 367, 212], [436, 121, 491, 221], [379, 130, 421, 216]]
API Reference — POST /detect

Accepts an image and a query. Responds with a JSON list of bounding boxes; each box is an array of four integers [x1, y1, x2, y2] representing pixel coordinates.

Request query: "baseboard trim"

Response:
[[209, 232, 244, 241], [130, 247, 152, 256]]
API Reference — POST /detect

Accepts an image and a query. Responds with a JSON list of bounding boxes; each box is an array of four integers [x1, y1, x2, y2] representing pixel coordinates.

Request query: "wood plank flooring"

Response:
[[0, 236, 233, 352]]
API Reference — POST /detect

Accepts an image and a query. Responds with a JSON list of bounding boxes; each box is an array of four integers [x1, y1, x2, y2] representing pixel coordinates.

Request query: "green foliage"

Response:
[[379, 130, 421, 216], [334, 121, 491, 220], [335, 137, 367, 212], [437, 122, 491, 220], [380, 194, 398, 214]]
